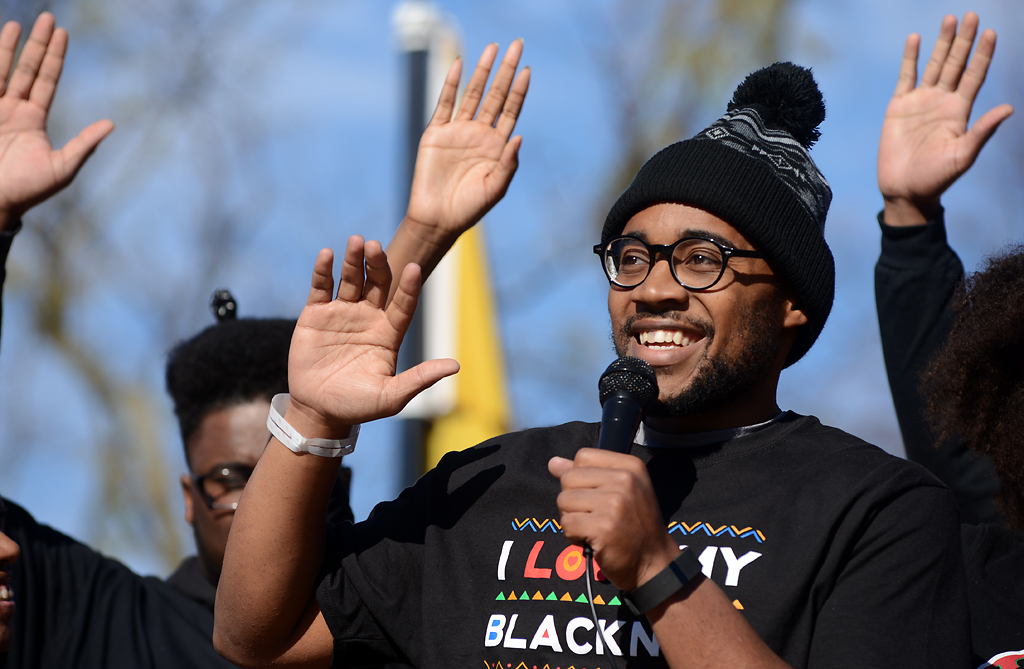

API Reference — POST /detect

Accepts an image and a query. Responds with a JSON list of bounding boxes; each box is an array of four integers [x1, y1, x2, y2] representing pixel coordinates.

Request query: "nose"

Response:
[[0, 531, 19, 567], [630, 253, 690, 308]]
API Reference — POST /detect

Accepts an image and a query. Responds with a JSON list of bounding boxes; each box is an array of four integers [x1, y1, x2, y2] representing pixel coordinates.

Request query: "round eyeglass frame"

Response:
[[593, 235, 766, 291], [190, 463, 254, 511]]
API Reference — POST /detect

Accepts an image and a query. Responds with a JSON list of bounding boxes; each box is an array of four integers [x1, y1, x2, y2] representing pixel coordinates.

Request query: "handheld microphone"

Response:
[[596, 356, 659, 453]]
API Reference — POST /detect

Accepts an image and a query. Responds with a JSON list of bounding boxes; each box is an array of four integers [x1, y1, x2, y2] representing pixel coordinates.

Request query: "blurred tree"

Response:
[[0, 0, 318, 570]]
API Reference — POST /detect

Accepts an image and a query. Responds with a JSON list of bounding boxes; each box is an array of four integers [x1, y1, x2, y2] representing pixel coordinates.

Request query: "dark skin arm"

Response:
[[214, 238, 459, 667]]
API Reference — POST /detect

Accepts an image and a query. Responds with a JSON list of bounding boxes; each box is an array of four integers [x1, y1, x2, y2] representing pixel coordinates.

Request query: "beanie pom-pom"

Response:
[[727, 62, 824, 148]]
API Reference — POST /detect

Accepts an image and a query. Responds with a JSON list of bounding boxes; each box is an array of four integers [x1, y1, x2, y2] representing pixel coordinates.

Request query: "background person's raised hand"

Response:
[[384, 40, 529, 296], [877, 12, 1014, 226], [876, 11, 1011, 225], [406, 39, 529, 242], [0, 13, 114, 231], [283, 237, 460, 438]]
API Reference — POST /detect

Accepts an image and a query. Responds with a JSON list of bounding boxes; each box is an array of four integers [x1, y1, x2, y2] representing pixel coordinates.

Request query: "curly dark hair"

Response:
[[922, 245, 1024, 532], [165, 318, 295, 460]]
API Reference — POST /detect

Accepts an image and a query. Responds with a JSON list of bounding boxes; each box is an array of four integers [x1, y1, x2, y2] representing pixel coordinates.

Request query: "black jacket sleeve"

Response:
[[0, 499, 238, 669], [874, 210, 1002, 524], [0, 222, 18, 351]]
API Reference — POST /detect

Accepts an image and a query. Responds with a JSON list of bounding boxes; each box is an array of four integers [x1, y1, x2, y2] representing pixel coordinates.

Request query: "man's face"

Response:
[[608, 203, 804, 419], [0, 498, 19, 653], [180, 400, 271, 585]]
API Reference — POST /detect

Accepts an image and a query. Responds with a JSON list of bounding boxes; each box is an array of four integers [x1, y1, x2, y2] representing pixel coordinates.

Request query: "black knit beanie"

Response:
[[602, 62, 833, 367]]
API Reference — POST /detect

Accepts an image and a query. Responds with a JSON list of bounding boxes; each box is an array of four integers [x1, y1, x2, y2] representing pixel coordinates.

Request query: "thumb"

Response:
[[382, 358, 460, 413], [548, 456, 573, 479], [54, 118, 114, 183], [486, 135, 522, 201], [961, 103, 1014, 166]]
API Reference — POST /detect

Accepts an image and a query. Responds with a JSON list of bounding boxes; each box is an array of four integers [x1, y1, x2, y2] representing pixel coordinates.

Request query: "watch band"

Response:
[[622, 547, 703, 616], [267, 393, 358, 458]]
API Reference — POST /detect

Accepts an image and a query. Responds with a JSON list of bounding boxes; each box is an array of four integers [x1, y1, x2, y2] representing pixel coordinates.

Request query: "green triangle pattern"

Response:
[[495, 592, 505, 601], [545, 592, 557, 601], [575, 593, 589, 603], [608, 596, 621, 606]]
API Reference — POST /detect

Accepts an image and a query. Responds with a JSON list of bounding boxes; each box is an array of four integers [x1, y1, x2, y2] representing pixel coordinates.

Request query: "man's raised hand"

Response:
[[0, 13, 114, 229], [283, 237, 460, 438], [877, 12, 1013, 226], [404, 40, 530, 246]]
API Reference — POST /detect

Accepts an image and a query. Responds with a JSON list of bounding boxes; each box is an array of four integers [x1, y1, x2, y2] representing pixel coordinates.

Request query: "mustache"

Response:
[[619, 311, 715, 341]]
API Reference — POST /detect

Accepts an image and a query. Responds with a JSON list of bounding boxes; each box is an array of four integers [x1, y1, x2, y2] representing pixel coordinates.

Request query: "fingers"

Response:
[[336, 236, 367, 302], [893, 33, 919, 96], [428, 57, 462, 126], [361, 239, 392, 309], [0, 21, 22, 94], [454, 43, 498, 122], [493, 66, 530, 141], [6, 12, 55, 100], [484, 135, 521, 200], [55, 118, 115, 183], [920, 14, 957, 87], [307, 248, 336, 305], [385, 262, 424, 335], [958, 28, 997, 104], [937, 11, 978, 91], [477, 39, 524, 127], [28, 26, 67, 109]]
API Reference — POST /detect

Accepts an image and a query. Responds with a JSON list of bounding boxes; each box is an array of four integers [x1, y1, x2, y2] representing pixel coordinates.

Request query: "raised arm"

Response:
[[385, 40, 529, 301], [877, 12, 1012, 226], [213, 237, 458, 666], [0, 12, 113, 346], [875, 12, 1008, 523]]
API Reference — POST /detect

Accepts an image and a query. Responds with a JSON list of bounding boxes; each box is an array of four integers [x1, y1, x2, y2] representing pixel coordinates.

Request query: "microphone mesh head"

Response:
[[598, 356, 659, 408]]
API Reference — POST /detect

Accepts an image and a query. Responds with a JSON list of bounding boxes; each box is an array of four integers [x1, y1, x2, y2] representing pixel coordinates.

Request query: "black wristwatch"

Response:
[[622, 547, 703, 616]]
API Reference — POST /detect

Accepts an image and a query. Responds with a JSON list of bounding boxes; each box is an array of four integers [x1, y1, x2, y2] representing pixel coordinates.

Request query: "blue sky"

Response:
[[1, 0, 1022, 575]]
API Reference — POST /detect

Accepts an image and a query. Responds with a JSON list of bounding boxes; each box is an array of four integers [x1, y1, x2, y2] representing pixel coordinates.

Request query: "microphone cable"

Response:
[[584, 545, 621, 669]]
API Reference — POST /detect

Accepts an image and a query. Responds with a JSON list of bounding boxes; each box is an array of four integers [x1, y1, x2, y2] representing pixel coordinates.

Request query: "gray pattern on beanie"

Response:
[[699, 108, 831, 229]]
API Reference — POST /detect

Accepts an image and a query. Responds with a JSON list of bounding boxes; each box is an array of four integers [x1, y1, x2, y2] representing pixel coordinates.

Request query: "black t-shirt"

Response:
[[961, 523, 1024, 668], [316, 414, 970, 668], [0, 499, 237, 669]]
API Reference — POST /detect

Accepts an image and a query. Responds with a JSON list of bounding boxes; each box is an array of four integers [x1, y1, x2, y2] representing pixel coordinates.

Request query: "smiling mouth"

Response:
[[636, 329, 703, 349], [0, 585, 12, 603]]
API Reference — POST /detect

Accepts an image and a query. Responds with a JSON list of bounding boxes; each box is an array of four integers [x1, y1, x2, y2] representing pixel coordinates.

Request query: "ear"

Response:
[[781, 295, 809, 330], [181, 474, 196, 526]]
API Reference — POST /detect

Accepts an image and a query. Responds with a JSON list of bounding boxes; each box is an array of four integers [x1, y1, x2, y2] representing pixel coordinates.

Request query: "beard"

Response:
[[613, 295, 783, 417]]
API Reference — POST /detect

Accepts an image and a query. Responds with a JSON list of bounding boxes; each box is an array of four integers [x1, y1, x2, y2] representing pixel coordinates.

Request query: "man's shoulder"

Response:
[[763, 412, 947, 489], [437, 421, 600, 469]]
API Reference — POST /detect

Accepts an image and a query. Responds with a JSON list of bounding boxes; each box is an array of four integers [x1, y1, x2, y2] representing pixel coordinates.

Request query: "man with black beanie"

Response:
[[215, 56, 970, 668]]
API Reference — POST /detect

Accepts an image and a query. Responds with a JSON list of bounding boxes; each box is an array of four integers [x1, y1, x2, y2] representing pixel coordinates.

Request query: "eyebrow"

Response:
[[624, 228, 742, 248]]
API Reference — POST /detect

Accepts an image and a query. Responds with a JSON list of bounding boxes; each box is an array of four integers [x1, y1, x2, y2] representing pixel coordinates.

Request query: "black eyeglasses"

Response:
[[593, 235, 765, 291], [190, 463, 253, 511]]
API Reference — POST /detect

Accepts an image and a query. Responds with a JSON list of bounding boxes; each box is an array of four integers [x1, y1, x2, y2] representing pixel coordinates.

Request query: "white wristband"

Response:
[[267, 393, 358, 458]]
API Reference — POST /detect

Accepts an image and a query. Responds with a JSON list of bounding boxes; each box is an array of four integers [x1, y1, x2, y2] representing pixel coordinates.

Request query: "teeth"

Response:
[[638, 330, 695, 347], [0, 585, 12, 601]]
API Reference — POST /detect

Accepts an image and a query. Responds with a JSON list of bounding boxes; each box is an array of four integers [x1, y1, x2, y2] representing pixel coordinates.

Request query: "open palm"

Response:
[[286, 238, 459, 434], [405, 40, 530, 240], [0, 13, 113, 224], [878, 13, 1012, 213]]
